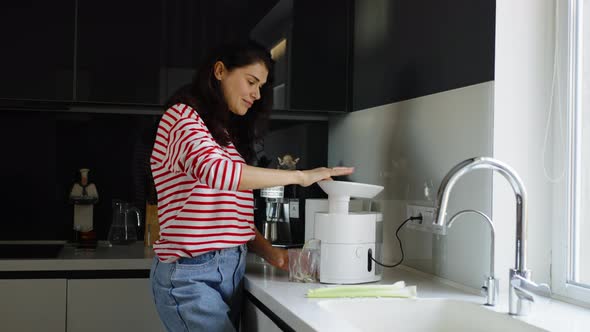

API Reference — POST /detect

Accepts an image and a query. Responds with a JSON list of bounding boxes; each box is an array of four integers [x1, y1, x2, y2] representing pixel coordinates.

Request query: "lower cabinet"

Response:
[[0, 279, 67, 332], [67, 278, 165, 332], [0, 278, 291, 332], [241, 295, 283, 332], [0, 278, 164, 332]]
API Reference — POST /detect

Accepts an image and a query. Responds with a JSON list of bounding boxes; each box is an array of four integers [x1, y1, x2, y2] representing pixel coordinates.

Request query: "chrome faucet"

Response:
[[433, 157, 551, 316]]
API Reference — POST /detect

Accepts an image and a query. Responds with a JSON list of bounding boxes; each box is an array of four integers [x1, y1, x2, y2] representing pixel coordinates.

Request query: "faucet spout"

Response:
[[447, 209, 496, 278], [434, 157, 549, 316], [447, 209, 498, 306], [433, 157, 528, 273]]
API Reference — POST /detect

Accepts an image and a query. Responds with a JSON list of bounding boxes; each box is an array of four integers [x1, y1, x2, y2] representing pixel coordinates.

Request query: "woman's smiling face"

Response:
[[214, 61, 269, 116]]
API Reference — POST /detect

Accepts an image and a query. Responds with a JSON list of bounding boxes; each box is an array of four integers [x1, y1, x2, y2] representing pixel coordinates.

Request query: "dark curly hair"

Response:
[[165, 41, 274, 164]]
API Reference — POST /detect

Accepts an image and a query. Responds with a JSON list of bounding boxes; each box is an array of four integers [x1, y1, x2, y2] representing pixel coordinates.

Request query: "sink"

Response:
[[318, 298, 547, 332], [0, 244, 64, 259]]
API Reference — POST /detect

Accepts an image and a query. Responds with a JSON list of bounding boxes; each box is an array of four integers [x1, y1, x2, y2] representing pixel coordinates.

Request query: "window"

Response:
[[579, 0, 590, 286], [553, 0, 590, 304]]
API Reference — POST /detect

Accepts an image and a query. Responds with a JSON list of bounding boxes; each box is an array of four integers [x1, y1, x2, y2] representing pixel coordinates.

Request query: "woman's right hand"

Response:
[[299, 167, 355, 187]]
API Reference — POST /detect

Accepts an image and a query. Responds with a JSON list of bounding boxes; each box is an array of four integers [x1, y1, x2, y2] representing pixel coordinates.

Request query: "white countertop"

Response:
[[0, 242, 154, 271], [244, 254, 590, 332]]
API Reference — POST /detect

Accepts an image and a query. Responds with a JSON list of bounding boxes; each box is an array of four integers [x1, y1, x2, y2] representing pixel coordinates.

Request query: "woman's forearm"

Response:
[[238, 164, 303, 190], [247, 228, 273, 259], [248, 228, 289, 271]]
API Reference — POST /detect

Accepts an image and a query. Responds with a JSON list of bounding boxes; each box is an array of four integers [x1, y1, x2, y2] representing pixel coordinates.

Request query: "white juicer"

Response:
[[314, 180, 384, 284]]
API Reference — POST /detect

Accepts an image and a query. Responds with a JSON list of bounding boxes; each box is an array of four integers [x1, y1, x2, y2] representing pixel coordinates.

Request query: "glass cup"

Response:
[[288, 239, 320, 283]]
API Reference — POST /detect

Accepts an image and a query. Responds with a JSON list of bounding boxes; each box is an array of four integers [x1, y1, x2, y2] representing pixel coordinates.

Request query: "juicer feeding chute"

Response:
[[318, 181, 384, 214]]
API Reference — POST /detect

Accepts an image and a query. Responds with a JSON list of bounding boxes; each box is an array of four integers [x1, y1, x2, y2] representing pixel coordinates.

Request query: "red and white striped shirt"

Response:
[[150, 103, 256, 262]]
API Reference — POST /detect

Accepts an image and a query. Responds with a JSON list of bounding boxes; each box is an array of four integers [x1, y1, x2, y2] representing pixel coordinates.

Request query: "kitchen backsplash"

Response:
[[1, 110, 160, 240], [328, 81, 494, 289], [1, 110, 327, 241]]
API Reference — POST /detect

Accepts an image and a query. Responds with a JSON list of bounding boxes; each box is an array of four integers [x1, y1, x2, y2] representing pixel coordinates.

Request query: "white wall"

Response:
[[329, 82, 494, 289], [328, 0, 560, 291], [493, 0, 558, 291]]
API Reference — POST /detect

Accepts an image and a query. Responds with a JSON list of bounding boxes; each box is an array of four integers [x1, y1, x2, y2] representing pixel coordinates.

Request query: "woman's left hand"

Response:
[[264, 247, 289, 271], [299, 167, 354, 187]]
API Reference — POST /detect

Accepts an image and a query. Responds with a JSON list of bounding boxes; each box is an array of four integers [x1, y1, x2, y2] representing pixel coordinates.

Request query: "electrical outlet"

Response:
[[405, 204, 447, 235]]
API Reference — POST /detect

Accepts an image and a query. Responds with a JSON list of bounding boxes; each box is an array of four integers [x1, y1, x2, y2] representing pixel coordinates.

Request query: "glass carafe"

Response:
[[108, 200, 141, 245]]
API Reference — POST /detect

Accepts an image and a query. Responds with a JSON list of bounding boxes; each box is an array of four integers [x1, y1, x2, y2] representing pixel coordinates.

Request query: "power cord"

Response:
[[369, 215, 423, 268]]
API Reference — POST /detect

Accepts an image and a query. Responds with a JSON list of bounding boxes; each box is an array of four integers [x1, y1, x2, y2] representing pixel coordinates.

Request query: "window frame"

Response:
[[551, 0, 590, 305]]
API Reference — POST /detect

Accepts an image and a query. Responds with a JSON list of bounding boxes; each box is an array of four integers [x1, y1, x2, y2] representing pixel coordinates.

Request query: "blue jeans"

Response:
[[150, 244, 248, 332]]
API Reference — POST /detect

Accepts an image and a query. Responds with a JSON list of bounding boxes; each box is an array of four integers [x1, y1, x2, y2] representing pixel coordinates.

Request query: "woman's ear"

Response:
[[213, 61, 226, 81]]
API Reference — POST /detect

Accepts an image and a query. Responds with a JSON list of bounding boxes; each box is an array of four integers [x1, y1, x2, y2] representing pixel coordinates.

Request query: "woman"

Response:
[[149, 41, 353, 332]]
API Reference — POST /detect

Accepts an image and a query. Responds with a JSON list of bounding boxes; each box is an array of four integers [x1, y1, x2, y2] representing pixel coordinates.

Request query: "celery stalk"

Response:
[[306, 281, 417, 298]]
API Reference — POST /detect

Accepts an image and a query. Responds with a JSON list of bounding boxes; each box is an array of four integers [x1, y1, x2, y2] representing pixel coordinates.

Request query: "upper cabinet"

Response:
[[6, 0, 493, 113], [353, 0, 496, 111], [0, 1, 75, 102], [250, 0, 352, 112], [0, 1, 353, 111], [76, 0, 162, 105], [162, 0, 269, 104], [0, 0, 284, 108]]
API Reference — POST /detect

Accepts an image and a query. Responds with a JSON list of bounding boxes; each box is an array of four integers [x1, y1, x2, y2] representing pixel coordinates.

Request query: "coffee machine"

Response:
[[256, 186, 305, 247], [259, 186, 288, 244], [312, 180, 384, 284]]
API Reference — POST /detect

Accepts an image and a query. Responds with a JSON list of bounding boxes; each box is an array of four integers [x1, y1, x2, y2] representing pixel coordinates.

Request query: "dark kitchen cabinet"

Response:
[[251, 0, 352, 112], [0, 0, 351, 110], [0, 1, 75, 102], [161, 0, 276, 103], [77, 0, 274, 105], [0, 0, 163, 106], [290, 0, 352, 112], [76, 0, 162, 105], [76, 0, 254, 105], [353, 0, 496, 111]]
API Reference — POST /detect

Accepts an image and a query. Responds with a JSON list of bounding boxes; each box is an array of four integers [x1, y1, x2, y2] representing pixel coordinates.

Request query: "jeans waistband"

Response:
[[214, 243, 247, 255]]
